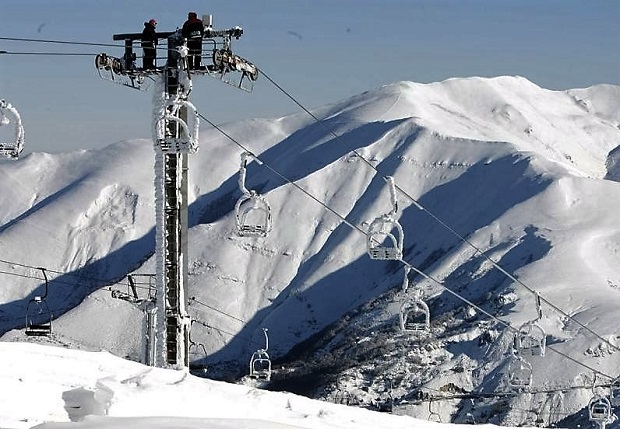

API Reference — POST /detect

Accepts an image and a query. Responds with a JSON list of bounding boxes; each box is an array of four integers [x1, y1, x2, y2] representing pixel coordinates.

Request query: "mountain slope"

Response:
[[1, 76, 620, 426]]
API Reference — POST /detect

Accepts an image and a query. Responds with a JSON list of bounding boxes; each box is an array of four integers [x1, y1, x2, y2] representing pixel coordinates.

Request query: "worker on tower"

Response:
[[182, 12, 205, 70], [141, 18, 158, 70]]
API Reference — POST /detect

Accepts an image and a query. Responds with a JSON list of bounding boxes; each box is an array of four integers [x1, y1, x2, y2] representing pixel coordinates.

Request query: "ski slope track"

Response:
[[1, 76, 620, 427]]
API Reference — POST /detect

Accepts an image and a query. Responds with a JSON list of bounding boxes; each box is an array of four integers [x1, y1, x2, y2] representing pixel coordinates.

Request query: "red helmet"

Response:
[[149, 19, 157, 26]]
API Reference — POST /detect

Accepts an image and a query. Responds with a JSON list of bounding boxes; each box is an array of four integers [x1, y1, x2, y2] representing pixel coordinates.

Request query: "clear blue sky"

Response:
[[1, 0, 619, 154]]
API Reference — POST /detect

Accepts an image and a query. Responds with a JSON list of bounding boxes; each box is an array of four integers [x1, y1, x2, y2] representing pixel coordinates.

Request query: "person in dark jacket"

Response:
[[182, 12, 204, 69], [141, 18, 158, 70]]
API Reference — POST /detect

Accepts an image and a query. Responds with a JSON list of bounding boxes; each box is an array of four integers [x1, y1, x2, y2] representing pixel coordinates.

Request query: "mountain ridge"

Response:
[[1, 75, 620, 426]]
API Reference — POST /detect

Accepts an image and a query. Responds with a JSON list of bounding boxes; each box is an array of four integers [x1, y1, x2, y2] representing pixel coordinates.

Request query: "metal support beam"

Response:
[[103, 18, 254, 371], [153, 31, 190, 368]]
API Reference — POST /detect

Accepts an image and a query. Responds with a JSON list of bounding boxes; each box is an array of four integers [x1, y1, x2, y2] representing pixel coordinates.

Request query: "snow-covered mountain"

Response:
[[1, 75, 620, 427]]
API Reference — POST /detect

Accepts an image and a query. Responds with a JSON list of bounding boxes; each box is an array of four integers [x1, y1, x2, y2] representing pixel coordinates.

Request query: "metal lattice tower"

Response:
[[100, 16, 257, 369]]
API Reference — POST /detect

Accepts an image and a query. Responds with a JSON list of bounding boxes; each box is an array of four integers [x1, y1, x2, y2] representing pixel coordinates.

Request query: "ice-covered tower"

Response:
[[99, 15, 258, 368]]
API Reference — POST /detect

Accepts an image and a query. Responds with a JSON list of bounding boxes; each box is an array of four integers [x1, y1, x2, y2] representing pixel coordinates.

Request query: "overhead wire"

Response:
[[255, 66, 620, 358], [0, 258, 250, 348], [189, 296, 247, 325], [0, 268, 41, 281], [0, 35, 208, 58], [0, 36, 119, 48], [0, 259, 247, 343], [0, 257, 151, 291], [191, 317, 264, 348], [0, 52, 98, 56]]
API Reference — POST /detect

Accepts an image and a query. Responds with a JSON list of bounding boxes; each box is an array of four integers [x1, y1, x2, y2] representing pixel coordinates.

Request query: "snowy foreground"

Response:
[[0, 342, 518, 429]]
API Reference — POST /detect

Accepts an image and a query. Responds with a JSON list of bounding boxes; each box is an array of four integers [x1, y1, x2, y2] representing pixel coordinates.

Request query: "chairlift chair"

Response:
[[235, 152, 272, 237], [367, 215, 404, 260], [515, 292, 546, 357], [25, 297, 52, 336], [249, 349, 272, 380], [398, 266, 430, 335], [399, 298, 430, 334], [366, 176, 403, 260], [249, 327, 272, 381], [0, 99, 25, 159], [428, 400, 442, 423], [188, 343, 208, 372], [589, 396, 613, 423], [153, 98, 199, 153], [235, 192, 272, 237], [516, 321, 546, 357], [507, 356, 532, 390], [25, 268, 52, 337]]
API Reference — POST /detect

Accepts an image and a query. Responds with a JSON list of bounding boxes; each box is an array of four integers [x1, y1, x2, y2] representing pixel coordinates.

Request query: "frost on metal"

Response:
[[151, 74, 199, 155], [0, 99, 25, 159]]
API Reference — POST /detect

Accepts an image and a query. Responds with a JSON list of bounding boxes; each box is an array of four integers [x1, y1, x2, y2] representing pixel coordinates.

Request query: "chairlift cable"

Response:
[[0, 36, 119, 48], [191, 317, 264, 347], [0, 257, 150, 290], [0, 51, 99, 56], [189, 296, 247, 324], [0, 35, 187, 52], [0, 268, 41, 280], [402, 260, 612, 379], [0, 259, 249, 344], [421, 380, 613, 401], [197, 110, 613, 380], [257, 66, 620, 358]]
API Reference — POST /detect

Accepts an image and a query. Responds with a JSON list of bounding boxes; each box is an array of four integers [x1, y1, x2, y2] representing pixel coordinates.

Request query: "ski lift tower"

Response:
[[96, 15, 258, 368]]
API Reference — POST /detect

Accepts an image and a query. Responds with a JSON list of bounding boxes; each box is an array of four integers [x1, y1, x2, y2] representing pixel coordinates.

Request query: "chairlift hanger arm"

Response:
[[37, 267, 49, 300], [127, 275, 140, 301], [535, 291, 543, 321], [262, 327, 269, 352], [385, 176, 398, 215], [401, 266, 411, 293]]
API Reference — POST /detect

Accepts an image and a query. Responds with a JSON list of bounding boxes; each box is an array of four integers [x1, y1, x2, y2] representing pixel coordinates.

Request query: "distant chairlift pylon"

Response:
[[367, 176, 404, 260]]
